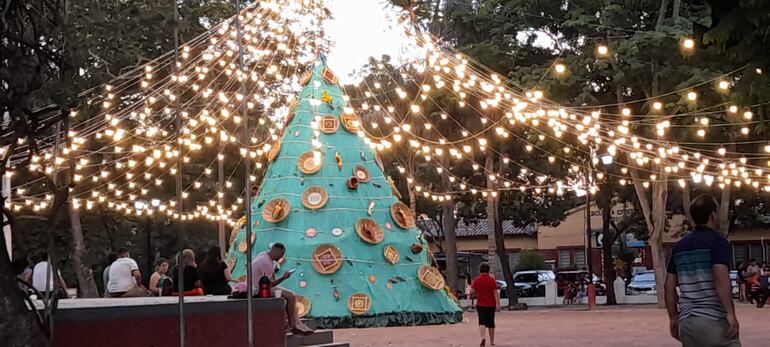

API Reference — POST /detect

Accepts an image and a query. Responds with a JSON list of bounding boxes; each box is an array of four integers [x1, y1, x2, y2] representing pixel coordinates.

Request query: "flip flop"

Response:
[[480, 337, 486, 347]]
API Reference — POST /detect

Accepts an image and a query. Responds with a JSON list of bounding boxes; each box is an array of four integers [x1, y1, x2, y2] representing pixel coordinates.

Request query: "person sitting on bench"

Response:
[[172, 249, 204, 296], [108, 248, 152, 298], [252, 243, 314, 335]]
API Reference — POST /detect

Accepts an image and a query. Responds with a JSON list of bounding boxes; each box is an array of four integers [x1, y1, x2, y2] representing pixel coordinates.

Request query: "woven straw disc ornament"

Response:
[[347, 293, 371, 315], [297, 151, 322, 174], [390, 201, 416, 229], [262, 198, 290, 223], [320, 116, 339, 133], [285, 99, 299, 124], [229, 216, 246, 246], [295, 295, 311, 318], [266, 141, 281, 162], [238, 233, 257, 253], [355, 218, 384, 244], [383, 244, 400, 264], [340, 113, 360, 133], [311, 244, 343, 274], [417, 265, 445, 291], [352, 165, 370, 183], [301, 186, 329, 210]]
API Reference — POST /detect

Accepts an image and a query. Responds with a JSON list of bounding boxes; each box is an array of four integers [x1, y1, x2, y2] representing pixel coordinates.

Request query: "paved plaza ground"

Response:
[[335, 304, 769, 347]]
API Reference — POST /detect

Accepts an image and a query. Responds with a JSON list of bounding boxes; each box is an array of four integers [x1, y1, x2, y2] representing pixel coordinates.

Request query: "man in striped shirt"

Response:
[[665, 194, 740, 347]]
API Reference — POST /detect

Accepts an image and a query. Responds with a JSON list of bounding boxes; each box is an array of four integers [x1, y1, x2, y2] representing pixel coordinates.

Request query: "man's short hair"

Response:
[[690, 194, 718, 225], [272, 242, 285, 251], [479, 262, 490, 273], [117, 247, 129, 256]]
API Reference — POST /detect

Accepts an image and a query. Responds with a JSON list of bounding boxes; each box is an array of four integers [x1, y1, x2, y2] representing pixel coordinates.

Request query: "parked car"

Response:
[[555, 270, 607, 296], [495, 270, 556, 298], [628, 270, 656, 295], [513, 270, 556, 298]]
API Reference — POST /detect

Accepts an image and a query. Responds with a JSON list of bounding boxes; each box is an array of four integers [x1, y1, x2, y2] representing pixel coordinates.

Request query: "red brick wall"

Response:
[[52, 300, 285, 347]]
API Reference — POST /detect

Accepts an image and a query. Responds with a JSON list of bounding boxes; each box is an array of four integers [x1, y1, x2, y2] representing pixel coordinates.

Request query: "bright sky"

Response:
[[324, 0, 408, 83]]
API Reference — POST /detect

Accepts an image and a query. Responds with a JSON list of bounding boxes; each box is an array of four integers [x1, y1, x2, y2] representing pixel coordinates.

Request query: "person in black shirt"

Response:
[[172, 249, 203, 296], [736, 261, 747, 303], [198, 246, 233, 295]]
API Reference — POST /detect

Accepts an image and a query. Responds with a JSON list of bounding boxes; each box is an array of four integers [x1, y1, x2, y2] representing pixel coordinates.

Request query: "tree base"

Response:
[[506, 303, 528, 311], [307, 311, 464, 329]]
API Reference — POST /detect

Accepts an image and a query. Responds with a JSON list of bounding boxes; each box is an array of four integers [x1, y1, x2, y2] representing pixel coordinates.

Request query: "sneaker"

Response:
[[291, 322, 314, 336]]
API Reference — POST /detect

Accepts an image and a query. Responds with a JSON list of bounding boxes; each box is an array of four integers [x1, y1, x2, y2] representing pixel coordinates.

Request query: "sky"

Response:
[[323, 0, 408, 83]]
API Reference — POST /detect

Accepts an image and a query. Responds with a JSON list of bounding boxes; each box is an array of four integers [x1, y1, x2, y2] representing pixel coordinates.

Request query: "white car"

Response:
[[628, 271, 656, 295]]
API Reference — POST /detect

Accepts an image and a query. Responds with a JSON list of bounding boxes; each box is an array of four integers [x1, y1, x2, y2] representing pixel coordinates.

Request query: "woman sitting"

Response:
[[171, 249, 204, 296], [198, 246, 233, 295], [148, 258, 169, 296]]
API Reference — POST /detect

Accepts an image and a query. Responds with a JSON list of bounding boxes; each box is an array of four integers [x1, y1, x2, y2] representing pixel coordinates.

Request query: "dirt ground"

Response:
[[334, 304, 769, 347]]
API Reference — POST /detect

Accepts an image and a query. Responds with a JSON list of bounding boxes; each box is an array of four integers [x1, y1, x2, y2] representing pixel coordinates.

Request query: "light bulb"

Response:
[[682, 38, 695, 50], [596, 45, 608, 56]]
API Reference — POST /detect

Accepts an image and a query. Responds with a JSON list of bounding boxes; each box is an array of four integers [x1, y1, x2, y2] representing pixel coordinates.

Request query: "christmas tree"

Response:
[[225, 60, 462, 328]]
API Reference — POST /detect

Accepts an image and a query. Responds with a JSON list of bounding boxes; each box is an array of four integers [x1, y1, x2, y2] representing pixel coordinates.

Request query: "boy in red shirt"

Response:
[[470, 262, 500, 347]]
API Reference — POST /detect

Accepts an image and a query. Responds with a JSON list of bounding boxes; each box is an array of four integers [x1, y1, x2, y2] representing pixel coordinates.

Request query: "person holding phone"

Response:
[[252, 243, 313, 335]]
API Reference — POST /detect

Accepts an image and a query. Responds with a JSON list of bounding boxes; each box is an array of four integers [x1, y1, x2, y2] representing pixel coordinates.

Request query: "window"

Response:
[[750, 243, 764, 262], [733, 244, 748, 266], [558, 249, 571, 267], [574, 250, 586, 267], [508, 252, 521, 269]]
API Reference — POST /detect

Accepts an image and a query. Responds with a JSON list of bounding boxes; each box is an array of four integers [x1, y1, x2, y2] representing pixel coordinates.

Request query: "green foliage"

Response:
[[2, 0, 235, 286], [514, 250, 549, 271]]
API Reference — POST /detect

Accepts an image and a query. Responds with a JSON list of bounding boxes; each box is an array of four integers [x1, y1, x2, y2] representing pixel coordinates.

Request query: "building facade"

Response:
[[425, 204, 770, 281]]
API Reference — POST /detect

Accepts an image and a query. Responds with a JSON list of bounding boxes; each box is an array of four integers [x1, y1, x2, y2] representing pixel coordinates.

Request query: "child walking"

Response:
[[470, 262, 501, 347]]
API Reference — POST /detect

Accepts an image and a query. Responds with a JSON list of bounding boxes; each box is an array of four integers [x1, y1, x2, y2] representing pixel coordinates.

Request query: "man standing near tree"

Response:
[[664, 195, 740, 347]]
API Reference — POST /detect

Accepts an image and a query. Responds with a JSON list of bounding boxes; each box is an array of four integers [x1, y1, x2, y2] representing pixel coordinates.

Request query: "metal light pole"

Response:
[[172, 1, 185, 345], [584, 153, 596, 309], [234, 1, 254, 345]]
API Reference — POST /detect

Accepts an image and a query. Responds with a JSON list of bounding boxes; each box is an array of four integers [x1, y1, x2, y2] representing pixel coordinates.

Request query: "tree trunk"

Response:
[[650, 166, 669, 308], [672, 0, 681, 18], [0, 170, 48, 345], [682, 181, 694, 227], [430, 0, 443, 34], [717, 143, 735, 235], [629, 163, 668, 308], [67, 199, 98, 298], [484, 155, 498, 276], [655, 0, 669, 30], [440, 156, 459, 293], [407, 174, 417, 216], [0, 246, 49, 346], [718, 186, 731, 235], [65, 118, 98, 298], [493, 193, 519, 307], [601, 200, 617, 305]]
